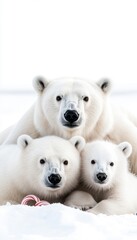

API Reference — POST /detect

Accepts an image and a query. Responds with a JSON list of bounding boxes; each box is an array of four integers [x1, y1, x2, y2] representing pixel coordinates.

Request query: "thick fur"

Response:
[[0, 77, 112, 144], [73, 140, 137, 215], [1, 77, 137, 173], [0, 135, 85, 205], [64, 190, 97, 210]]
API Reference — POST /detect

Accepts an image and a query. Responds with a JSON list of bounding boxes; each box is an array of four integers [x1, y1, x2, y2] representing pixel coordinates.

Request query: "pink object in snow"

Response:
[[21, 194, 50, 206]]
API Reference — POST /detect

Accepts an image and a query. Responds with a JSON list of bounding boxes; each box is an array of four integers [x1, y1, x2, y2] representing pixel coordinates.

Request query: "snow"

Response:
[[0, 91, 137, 239], [0, 203, 137, 240], [0, 92, 36, 131]]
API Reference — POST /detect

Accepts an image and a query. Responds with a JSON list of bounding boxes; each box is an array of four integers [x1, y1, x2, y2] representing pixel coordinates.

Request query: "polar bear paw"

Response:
[[67, 204, 93, 211], [64, 190, 97, 211]]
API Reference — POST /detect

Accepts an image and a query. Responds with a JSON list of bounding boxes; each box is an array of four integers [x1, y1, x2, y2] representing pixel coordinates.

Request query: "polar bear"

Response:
[[65, 140, 137, 215], [1, 77, 137, 173], [0, 134, 85, 205], [0, 77, 112, 144]]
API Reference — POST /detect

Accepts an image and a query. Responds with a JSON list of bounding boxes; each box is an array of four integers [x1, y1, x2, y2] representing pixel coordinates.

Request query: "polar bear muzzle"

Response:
[[44, 164, 63, 189], [62, 111, 82, 128], [61, 100, 82, 128], [64, 110, 79, 124], [96, 172, 107, 183], [45, 172, 62, 189], [48, 173, 62, 186]]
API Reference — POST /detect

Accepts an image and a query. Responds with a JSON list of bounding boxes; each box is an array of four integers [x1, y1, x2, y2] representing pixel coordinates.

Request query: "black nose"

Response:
[[97, 173, 107, 182], [48, 174, 62, 185], [64, 110, 79, 123]]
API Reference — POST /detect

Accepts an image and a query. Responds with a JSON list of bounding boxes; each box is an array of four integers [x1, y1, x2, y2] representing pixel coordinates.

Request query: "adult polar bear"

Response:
[[0, 77, 112, 143], [1, 77, 137, 173]]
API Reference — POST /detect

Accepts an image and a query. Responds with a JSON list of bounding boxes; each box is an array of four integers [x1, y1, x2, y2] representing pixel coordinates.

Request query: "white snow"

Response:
[[0, 203, 137, 240]]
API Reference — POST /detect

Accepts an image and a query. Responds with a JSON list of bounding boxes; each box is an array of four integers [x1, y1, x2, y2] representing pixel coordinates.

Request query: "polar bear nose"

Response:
[[48, 174, 62, 185], [64, 110, 79, 123], [96, 172, 107, 182]]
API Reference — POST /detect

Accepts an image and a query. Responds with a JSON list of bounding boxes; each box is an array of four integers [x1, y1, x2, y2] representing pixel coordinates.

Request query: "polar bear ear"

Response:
[[118, 142, 132, 158], [32, 76, 49, 93], [97, 78, 112, 94], [70, 136, 85, 152], [17, 134, 33, 149]]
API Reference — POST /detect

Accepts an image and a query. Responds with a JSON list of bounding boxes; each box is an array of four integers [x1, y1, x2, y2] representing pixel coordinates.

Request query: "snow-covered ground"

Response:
[[0, 90, 137, 239], [0, 203, 137, 240], [0, 91, 36, 132]]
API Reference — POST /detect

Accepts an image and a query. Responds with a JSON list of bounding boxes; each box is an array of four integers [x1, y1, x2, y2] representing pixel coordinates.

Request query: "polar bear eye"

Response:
[[91, 160, 96, 164], [56, 96, 62, 101], [63, 160, 68, 165], [83, 96, 89, 102], [110, 162, 114, 166], [40, 159, 46, 164]]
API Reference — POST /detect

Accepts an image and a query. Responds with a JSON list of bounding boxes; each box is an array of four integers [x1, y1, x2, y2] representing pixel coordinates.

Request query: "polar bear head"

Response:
[[17, 134, 85, 201], [81, 140, 132, 191], [33, 77, 112, 139]]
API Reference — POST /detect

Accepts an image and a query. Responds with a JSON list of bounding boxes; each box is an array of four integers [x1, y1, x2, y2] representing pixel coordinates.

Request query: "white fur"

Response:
[[0, 135, 85, 205], [1, 77, 137, 173], [0, 77, 112, 144], [79, 140, 137, 215], [64, 190, 97, 210]]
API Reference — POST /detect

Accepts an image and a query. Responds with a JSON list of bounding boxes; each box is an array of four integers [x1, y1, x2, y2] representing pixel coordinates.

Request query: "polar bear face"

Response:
[[81, 140, 132, 191], [17, 135, 85, 199], [33, 77, 111, 138]]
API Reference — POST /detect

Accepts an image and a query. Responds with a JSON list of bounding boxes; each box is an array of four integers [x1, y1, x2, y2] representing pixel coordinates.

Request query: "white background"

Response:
[[1, 0, 137, 92]]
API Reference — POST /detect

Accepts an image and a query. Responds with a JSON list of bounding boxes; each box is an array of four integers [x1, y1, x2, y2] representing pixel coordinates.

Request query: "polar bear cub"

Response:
[[0, 135, 85, 205], [82, 140, 137, 215], [65, 140, 137, 215]]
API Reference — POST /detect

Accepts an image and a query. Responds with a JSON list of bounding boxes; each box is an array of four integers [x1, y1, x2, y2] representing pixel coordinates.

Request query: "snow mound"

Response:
[[0, 203, 137, 240]]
